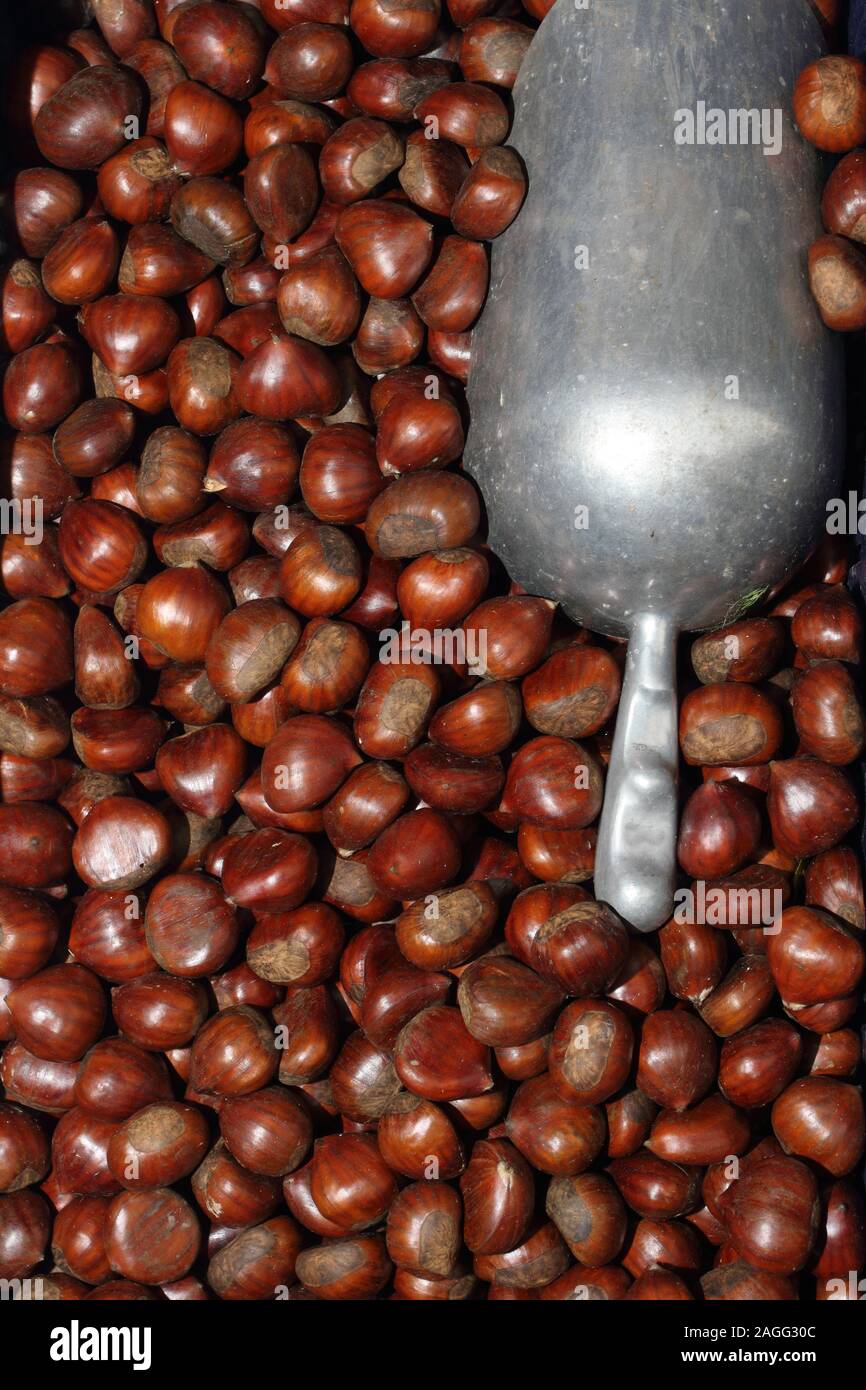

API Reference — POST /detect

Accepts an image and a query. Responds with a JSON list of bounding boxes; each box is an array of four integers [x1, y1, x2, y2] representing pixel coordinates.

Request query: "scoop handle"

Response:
[[593, 612, 678, 932]]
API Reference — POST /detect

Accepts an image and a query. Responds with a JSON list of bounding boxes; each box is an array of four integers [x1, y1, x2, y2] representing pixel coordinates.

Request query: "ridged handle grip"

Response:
[[593, 612, 679, 932]]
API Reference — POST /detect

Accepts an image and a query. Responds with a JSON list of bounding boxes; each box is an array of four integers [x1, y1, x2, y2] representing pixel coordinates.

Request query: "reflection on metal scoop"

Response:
[[465, 0, 843, 931]]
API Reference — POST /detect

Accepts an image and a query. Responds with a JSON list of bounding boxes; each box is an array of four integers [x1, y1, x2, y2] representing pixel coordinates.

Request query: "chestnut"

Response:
[[170, 1, 267, 100], [137, 564, 231, 663], [546, 1171, 626, 1268], [189, 1005, 278, 1097], [365, 470, 481, 557], [244, 99, 338, 157], [245, 141, 320, 245], [771, 1077, 865, 1177], [0, 887, 60, 980], [679, 682, 783, 765], [350, 0, 441, 59], [105, 1187, 201, 1285], [59, 498, 147, 596], [81, 292, 181, 376], [530, 899, 628, 996], [156, 723, 247, 818], [0, 1190, 51, 1279], [236, 332, 342, 420], [0, 259, 55, 354], [607, 1152, 702, 1221], [144, 873, 239, 978], [107, 1101, 209, 1189], [718, 1018, 802, 1109], [51, 1194, 111, 1285], [265, 24, 354, 102], [808, 233, 866, 330], [415, 82, 509, 149], [218, 1086, 312, 1178], [111, 972, 209, 1052], [637, 1011, 717, 1112], [295, 1232, 392, 1300], [645, 1094, 750, 1166], [791, 584, 863, 663], [277, 245, 362, 348], [385, 1179, 462, 1278], [348, 57, 452, 123], [207, 1216, 303, 1299], [451, 146, 526, 241], [0, 1102, 50, 1193], [505, 1073, 605, 1177], [171, 179, 258, 269], [206, 599, 300, 703], [677, 779, 762, 880], [7, 964, 105, 1062], [767, 758, 859, 858], [3, 340, 85, 435], [336, 199, 433, 299], [12, 167, 84, 258], [473, 1222, 569, 1291], [766, 905, 864, 1008], [34, 65, 144, 170], [805, 846, 865, 930], [353, 294, 425, 373], [394, 1004, 492, 1101], [74, 1037, 172, 1120], [793, 55, 866, 152], [718, 1155, 818, 1274], [500, 735, 604, 830], [193, 1141, 280, 1229], [548, 999, 633, 1105], [163, 81, 243, 177], [0, 802, 74, 890], [119, 223, 215, 299]]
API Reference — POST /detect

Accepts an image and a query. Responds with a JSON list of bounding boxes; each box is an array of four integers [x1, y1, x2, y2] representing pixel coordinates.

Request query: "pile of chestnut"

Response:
[[796, 37, 866, 325], [0, 0, 863, 1303]]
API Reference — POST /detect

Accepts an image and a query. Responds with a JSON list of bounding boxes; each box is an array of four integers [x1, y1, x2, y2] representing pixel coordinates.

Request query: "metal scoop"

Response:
[[465, 0, 843, 931]]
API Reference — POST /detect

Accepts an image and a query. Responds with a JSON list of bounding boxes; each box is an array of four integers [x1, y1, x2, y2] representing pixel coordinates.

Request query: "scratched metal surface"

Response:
[[465, 0, 843, 636]]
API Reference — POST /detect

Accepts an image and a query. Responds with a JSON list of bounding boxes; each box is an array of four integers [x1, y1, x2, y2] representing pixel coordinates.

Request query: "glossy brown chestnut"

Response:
[[207, 1216, 303, 1299], [8, 964, 105, 1062], [718, 1155, 819, 1274], [170, 1, 266, 100], [549, 998, 634, 1105], [718, 1018, 803, 1109], [105, 1186, 200, 1284], [791, 585, 863, 663], [171, 178, 258, 270], [768, 758, 859, 858], [35, 65, 144, 170], [193, 1141, 280, 1229], [189, 1005, 278, 1097], [0, 802, 74, 890], [506, 1074, 605, 1178], [3, 340, 84, 435], [265, 24, 354, 101], [111, 972, 208, 1052], [771, 1077, 865, 1176], [794, 55, 866, 152], [805, 846, 865, 930], [0, 887, 60, 980], [500, 735, 604, 830], [74, 1037, 172, 1120], [637, 1011, 717, 1112], [414, 82, 509, 149], [106, 1100, 209, 1189], [808, 233, 866, 330], [295, 1232, 392, 1300]]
